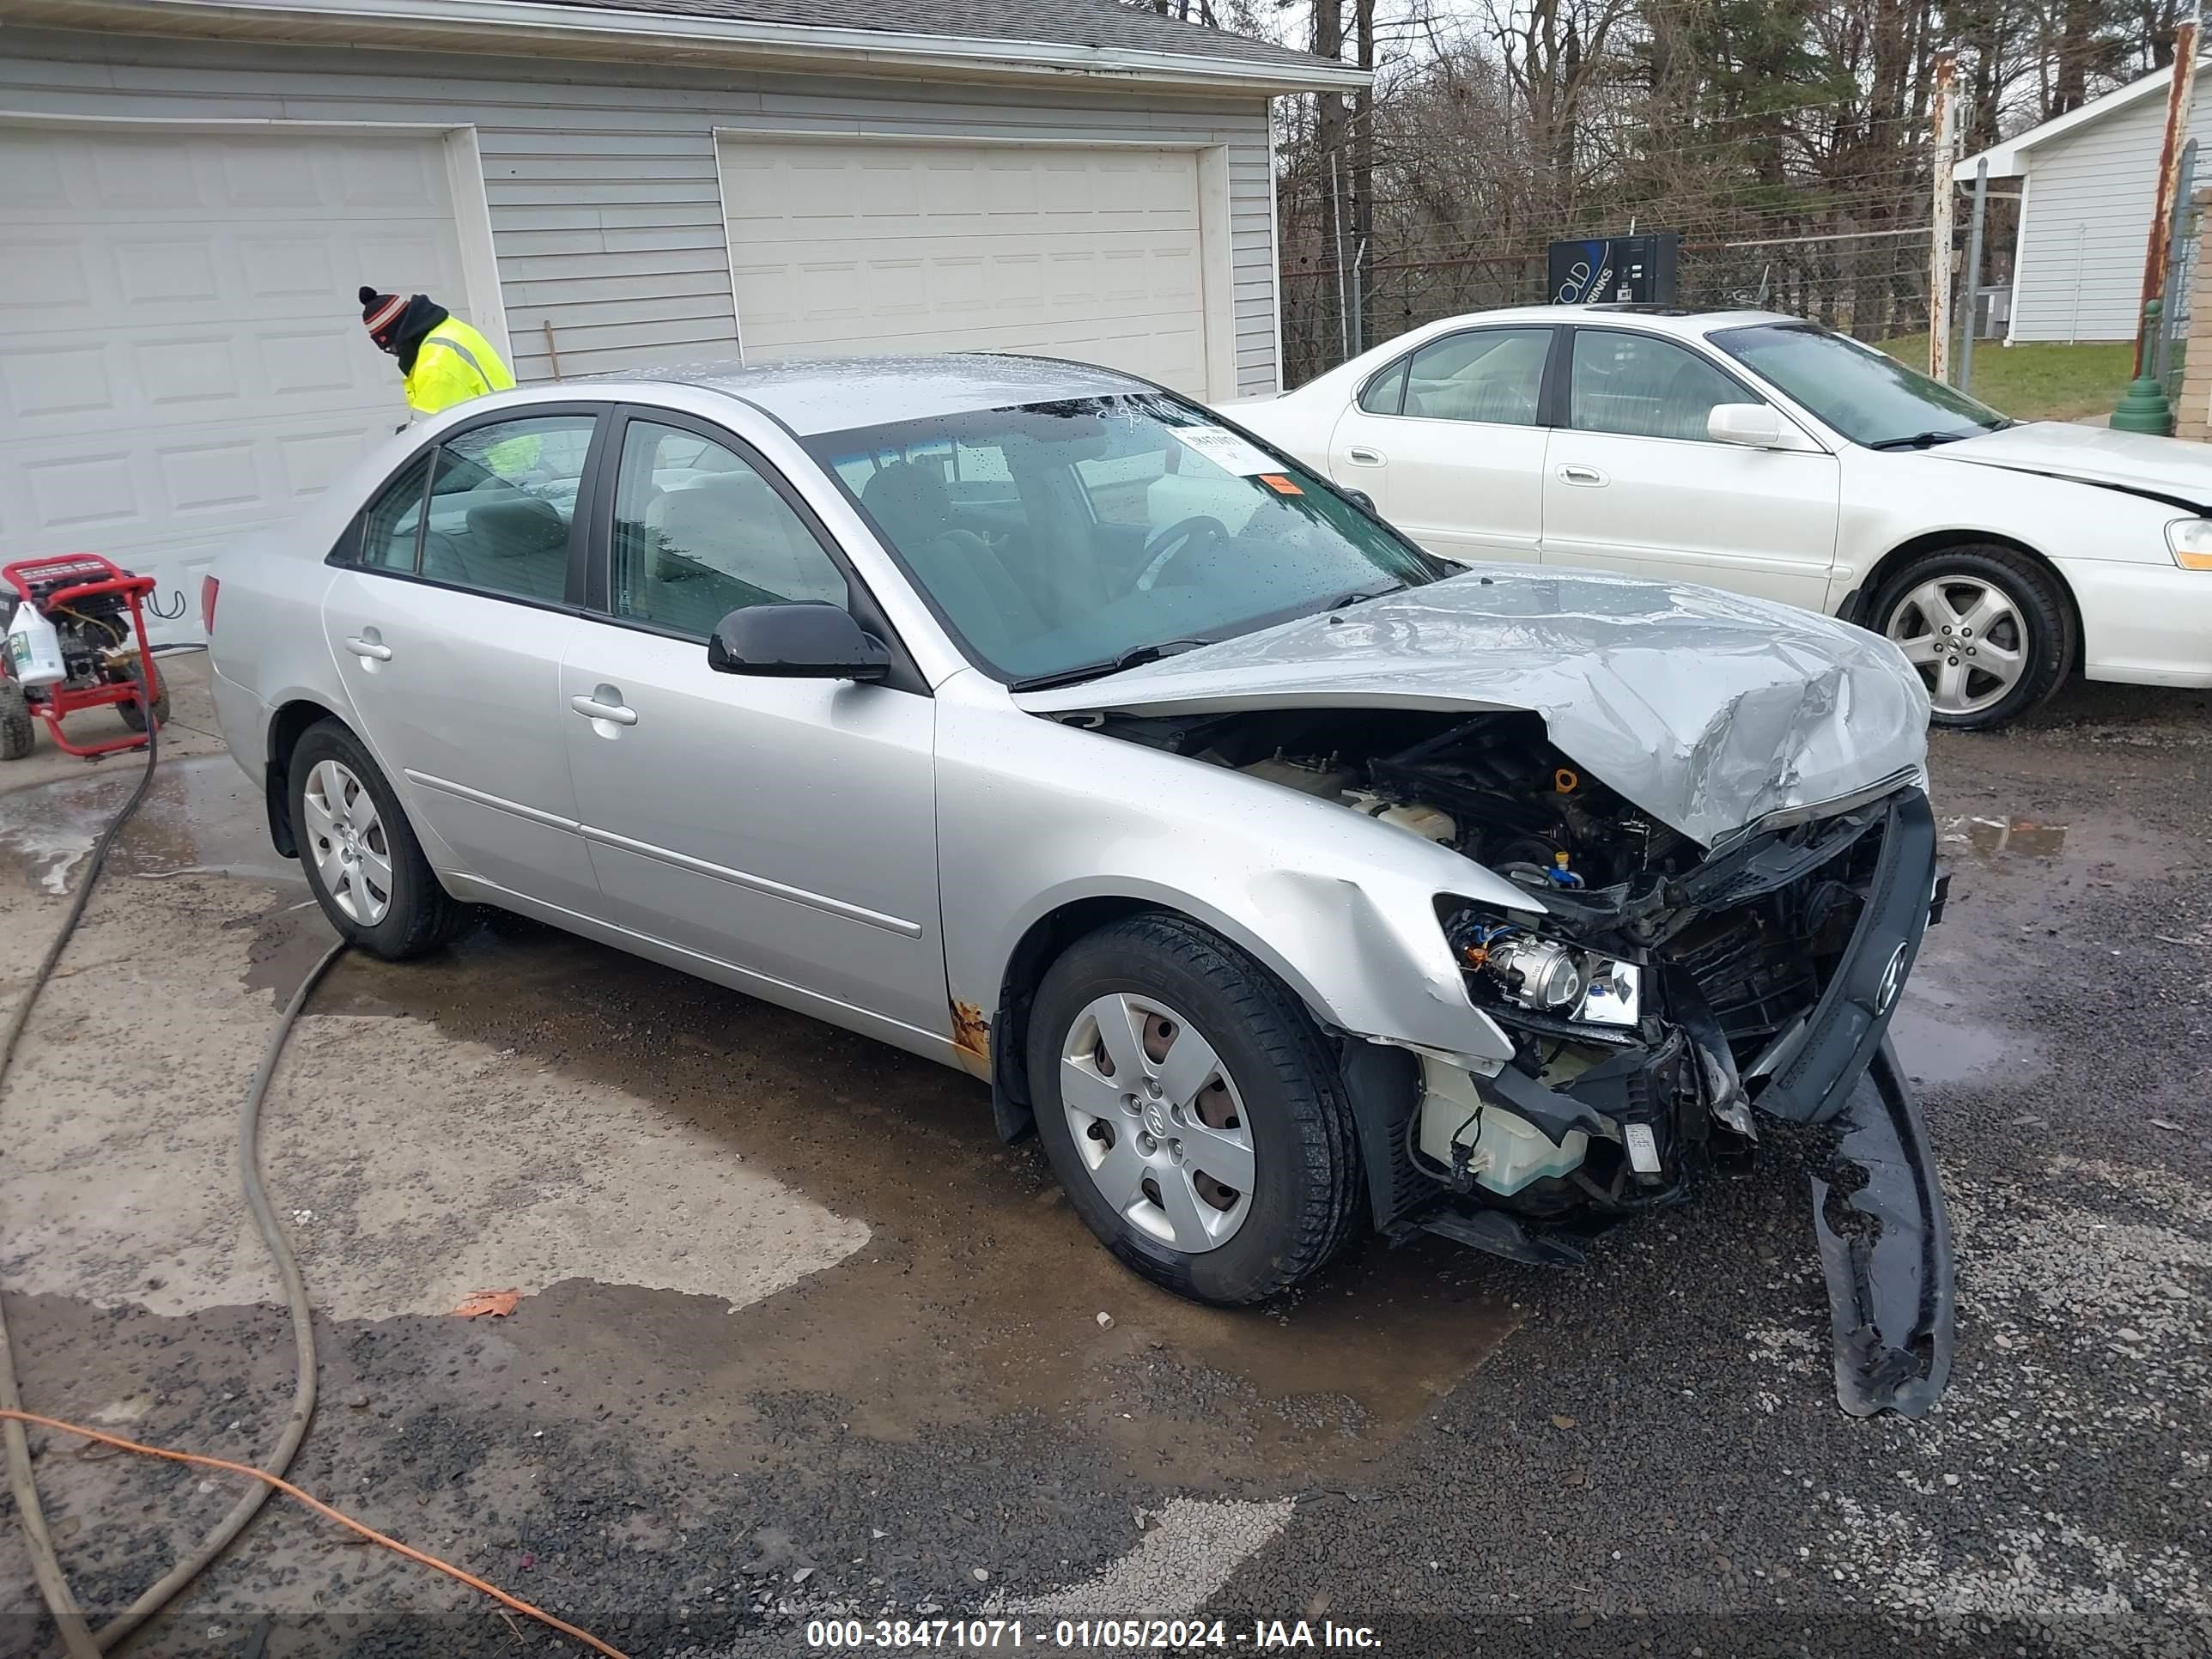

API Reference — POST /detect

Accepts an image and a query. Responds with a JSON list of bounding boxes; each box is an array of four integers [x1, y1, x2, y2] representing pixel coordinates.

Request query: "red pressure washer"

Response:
[[0, 555, 167, 763]]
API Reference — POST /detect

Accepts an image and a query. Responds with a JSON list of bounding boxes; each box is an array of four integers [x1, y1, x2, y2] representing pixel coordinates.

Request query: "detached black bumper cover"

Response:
[[1749, 787, 1950, 1416], [1814, 1040, 1954, 1418]]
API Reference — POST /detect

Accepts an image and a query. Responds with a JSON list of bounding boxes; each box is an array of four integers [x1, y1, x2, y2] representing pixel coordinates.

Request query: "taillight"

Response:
[[201, 574, 220, 635]]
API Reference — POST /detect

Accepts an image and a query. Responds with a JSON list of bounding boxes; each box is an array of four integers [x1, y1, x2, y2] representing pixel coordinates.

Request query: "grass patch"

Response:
[[1880, 334, 2135, 423]]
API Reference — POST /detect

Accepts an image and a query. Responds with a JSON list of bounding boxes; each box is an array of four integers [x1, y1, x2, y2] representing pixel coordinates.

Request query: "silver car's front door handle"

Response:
[[1557, 464, 1608, 486], [570, 690, 638, 726], [1345, 446, 1386, 465], [344, 635, 392, 661]]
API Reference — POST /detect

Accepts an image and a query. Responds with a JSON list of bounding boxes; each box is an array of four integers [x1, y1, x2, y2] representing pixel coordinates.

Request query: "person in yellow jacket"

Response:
[[359, 286, 515, 417], [360, 286, 539, 475]]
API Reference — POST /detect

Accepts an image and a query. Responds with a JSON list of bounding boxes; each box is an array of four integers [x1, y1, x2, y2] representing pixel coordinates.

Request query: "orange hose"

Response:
[[0, 1408, 629, 1659]]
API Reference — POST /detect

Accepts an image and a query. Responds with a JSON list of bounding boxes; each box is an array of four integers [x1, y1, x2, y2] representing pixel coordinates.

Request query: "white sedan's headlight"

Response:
[[2165, 518, 2212, 569]]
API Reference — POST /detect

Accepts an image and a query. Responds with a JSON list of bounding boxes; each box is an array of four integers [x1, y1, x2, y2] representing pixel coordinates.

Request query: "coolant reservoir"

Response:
[[1343, 789, 1457, 844], [1418, 1059, 1587, 1196]]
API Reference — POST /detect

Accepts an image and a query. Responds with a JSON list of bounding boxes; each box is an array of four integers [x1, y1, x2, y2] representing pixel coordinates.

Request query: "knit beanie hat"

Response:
[[360, 286, 408, 350]]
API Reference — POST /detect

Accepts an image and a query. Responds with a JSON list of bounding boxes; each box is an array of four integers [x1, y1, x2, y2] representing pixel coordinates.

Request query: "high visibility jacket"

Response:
[[404, 318, 516, 417]]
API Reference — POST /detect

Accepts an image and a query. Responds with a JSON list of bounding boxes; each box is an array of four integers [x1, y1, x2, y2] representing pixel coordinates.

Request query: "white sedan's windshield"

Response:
[[807, 393, 1439, 684], [1710, 322, 2008, 447]]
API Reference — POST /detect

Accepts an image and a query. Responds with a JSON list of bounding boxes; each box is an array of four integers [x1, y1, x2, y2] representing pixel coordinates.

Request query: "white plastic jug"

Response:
[[5, 602, 65, 689]]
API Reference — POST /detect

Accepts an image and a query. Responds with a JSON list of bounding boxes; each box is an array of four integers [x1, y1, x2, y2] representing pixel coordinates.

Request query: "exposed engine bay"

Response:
[[1083, 703, 1952, 1415]]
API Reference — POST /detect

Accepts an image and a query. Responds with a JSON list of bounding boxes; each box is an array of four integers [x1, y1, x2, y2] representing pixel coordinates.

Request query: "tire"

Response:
[[1025, 913, 1364, 1306], [1870, 544, 2072, 731], [114, 657, 170, 733], [0, 681, 33, 763], [289, 719, 471, 960]]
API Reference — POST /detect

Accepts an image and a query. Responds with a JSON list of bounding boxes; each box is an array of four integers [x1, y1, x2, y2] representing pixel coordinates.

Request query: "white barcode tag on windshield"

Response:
[[1169, 425, 1279, 477]]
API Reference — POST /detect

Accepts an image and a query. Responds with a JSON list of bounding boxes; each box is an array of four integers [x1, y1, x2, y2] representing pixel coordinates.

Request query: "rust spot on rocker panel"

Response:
[[950, 1000, 991, 1064]]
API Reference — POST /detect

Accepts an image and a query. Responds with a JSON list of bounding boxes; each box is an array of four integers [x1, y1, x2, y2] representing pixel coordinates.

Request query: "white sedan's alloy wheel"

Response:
[[301, 758, 394, 926], [1059, 992, 1256, 1253], [1884, 574, 2030, 716]]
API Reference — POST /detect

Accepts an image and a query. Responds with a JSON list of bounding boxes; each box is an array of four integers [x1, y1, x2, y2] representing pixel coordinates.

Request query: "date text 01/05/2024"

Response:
[[804, 1620, 1384, 1650]]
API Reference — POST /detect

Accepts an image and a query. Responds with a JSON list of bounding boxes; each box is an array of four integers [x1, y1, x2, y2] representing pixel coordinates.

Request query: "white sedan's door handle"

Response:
[[570, 690, 638, 726], [1557, 464, 1608, 486], [344, 635, 392, 662], [1345, 446, 1387, 466]]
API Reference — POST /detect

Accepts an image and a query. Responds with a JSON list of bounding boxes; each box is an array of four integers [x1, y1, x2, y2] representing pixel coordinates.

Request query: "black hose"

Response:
[[0, 714, 338, 1649], [0, 720, 163, 1659]]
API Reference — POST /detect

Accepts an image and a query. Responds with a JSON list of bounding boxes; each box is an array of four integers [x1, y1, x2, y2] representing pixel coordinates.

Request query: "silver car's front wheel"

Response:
[[1027, 915, 1364, 1306], [301, 758, 393, 926], [1060, 992, 1255, 1253]]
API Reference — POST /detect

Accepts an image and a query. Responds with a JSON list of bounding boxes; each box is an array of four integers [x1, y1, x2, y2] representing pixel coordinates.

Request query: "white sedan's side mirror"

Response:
[[1708, 402, 1786, 447]]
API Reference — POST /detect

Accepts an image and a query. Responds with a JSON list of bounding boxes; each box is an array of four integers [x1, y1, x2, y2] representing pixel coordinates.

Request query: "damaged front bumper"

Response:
[[1815, 1039, 1954, 1418], [1391, 785, 1954, 1416]]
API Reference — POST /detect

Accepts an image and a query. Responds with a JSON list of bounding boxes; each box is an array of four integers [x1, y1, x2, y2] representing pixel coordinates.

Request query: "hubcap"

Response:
[[301, 759, 393, 926], [1059, 993, 1255, 1254], [1885, 575, 2029, 716]]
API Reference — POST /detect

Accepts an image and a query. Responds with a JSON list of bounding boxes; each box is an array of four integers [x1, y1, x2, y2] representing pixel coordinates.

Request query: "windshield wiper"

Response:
[[1007, 638, 1212, 692], [1327, 580, 1407, 610], [1866, 430, 1973, 451]]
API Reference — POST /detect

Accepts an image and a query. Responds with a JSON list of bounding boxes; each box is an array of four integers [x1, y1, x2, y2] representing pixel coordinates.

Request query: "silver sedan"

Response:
[[207, 356, 1954, 1413]]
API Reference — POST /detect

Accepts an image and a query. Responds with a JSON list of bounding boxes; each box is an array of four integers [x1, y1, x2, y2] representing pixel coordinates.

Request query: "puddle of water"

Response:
[[349, 925, 1520, 1480], [1888, 960, 2046, 1090], [1946, 815, 2069, 862], [0, 753, 301, 893]]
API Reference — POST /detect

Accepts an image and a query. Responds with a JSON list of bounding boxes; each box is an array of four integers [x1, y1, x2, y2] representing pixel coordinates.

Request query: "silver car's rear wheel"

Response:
[[301, 758, 393, 926], [1059, 992, 1255, 1253], [289, 719, 472, 960]]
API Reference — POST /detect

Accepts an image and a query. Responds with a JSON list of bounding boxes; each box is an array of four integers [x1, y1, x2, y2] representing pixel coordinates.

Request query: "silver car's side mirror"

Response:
[[708, 602, 891, 682], [1707, 402, 1787, 448]]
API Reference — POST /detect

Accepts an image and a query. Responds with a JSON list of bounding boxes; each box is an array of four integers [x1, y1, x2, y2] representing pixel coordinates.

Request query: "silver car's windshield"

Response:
[[1709, 321, 2008, 447], [806, 392, 1440, 684]]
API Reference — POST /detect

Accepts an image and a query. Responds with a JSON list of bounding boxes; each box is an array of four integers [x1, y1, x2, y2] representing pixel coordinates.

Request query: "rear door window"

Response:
[[412, 414, 598, 604], [1400, 328, 1552, 426]]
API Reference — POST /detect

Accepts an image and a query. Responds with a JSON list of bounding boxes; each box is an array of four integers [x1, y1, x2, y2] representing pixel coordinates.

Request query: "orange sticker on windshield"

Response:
[[1259, 474, 1304, 495]]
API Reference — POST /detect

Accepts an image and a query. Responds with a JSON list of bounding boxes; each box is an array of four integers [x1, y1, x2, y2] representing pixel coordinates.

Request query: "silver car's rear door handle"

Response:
[[1557, 464, 1608, 486], [570, 690, 638, 726], [1345, 446, 1386, 465], [344, 635, 392, 661]]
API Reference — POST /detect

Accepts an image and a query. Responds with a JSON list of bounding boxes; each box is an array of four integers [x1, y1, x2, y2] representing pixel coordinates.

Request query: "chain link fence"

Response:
[[1281, 227, 1936, 387]]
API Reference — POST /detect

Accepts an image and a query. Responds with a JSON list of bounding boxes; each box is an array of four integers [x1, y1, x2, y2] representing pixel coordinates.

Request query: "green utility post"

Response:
[[2112, 300, 2179, 434]]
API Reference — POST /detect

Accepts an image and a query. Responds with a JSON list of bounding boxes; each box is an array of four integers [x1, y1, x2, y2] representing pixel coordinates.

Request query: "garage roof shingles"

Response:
[[528, 0, 1336, 73]]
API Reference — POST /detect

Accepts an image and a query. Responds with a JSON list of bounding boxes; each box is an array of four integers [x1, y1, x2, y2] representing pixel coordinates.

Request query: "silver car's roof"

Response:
[[588, 354, 1158, 437]]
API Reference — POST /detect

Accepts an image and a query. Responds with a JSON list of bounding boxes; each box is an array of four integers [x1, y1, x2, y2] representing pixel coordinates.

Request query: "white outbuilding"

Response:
[[1957, 55, 2211, 345]]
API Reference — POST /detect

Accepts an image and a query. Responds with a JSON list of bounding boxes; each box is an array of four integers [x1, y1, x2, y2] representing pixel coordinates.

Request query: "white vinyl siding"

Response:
[[2008, 76, 2212, 343], [0, 27, 1283, 393]]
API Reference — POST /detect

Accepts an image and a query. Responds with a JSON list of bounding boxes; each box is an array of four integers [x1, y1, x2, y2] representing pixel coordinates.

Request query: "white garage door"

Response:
[[0, 126, 473, 639], [720, 137, 1214, 396]]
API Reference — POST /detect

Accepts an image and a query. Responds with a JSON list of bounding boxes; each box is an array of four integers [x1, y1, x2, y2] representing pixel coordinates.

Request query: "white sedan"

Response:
[[1226, 304, 2212, 727]]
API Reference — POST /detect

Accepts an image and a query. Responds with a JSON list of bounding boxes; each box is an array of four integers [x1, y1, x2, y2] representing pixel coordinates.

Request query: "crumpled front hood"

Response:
[[1934, 420, 2212, 507], [1018, 568, 1931, 847]]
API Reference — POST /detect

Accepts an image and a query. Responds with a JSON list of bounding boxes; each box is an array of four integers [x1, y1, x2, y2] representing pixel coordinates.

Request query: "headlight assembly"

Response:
[[1453, 915, 1641, 1027], [2165, 518, 2212, 569]]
